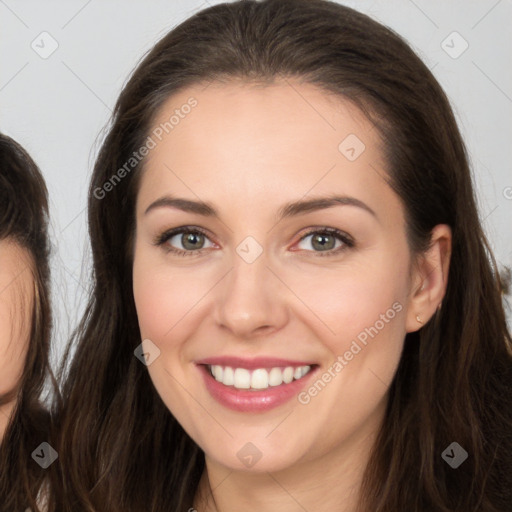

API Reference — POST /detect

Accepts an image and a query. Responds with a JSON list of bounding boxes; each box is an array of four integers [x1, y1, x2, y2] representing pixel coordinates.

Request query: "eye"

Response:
[[154, 226, 215, 257], [154, 226, 354, 258], [295, 227, 354, 257]]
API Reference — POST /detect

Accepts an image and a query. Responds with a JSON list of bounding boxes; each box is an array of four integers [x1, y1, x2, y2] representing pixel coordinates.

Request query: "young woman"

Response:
[[51, 0, 512, 511], [0, 133, 53, 511]]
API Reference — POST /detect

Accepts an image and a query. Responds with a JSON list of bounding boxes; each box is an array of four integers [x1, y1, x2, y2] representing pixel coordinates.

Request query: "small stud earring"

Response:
[[416, 315, 423, 324]]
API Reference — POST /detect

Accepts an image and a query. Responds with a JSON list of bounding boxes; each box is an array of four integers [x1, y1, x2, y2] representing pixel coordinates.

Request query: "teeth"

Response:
[[233, 368, 251, 389], [282, 367, 294, 384], [209, 364, 312, 390], [251, 369, 268, 389], [268, 367, 283, 386], [223, 366, 234, 385], [212, 365, 223, 381]]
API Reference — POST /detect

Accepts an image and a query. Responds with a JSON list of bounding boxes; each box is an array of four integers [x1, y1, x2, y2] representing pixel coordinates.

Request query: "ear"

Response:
[[405, 224, 452, 333]]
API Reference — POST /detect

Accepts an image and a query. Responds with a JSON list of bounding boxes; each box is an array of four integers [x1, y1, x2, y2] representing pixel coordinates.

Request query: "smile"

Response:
[[208, 364, 312, 391], [196, 359, 319, 412]]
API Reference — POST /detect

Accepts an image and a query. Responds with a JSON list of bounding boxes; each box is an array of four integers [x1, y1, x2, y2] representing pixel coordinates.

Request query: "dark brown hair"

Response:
[[50, 1, 512, 510], [0, 133, 53, 511]]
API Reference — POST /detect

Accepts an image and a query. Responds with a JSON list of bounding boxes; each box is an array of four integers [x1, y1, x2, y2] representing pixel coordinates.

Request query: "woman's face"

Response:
[[0, 239, 34, 437], [132, 80, 422, 473]]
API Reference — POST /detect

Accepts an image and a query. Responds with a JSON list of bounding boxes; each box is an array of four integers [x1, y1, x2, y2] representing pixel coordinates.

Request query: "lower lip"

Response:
[[198, 364, 318, 413]]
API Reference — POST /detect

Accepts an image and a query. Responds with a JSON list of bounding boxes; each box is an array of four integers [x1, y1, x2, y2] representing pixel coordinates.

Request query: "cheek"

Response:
[[132, 246, 220, 383], [0, 299, 30, 396], [285, 263, 407, 455], [283, 252, 409, 424], [132, 248, 211, 441], [132, 273, 171, 341], [132, 252, 208, 342], [285, 252, 409, 352]]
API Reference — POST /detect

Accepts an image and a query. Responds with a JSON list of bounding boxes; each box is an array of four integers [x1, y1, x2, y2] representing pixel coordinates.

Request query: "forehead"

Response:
[[148, 78, 379, 163], [137, 79, 396, 221]]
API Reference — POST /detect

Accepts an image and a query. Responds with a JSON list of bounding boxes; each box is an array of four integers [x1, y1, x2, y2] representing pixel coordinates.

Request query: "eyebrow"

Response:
[[144, 194, 377, 221]]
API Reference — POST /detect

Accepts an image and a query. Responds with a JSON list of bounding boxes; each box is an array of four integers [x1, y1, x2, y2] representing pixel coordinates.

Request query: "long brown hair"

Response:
[[0, 133, 53, 511], [50, 1, 512, 510]]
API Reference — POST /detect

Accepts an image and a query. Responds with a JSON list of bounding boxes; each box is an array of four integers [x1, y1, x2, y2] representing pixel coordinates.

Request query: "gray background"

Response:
[[1, 0, 511, 365]]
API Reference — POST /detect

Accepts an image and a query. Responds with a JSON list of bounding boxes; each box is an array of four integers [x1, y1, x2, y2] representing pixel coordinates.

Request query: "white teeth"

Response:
[[209, 364, 312, 390], [282, 366, 294, 384], [233, 368, 251, 389], [268, 367, 283, 386], [223, 366, 234, 385], [212, 365, 223, 381], [251, 369, 269, 389]]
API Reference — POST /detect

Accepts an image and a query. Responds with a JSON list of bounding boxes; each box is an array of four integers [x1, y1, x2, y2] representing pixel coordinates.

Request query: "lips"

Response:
[[195, 356, 315, 370], [195, 356, 319, 412]]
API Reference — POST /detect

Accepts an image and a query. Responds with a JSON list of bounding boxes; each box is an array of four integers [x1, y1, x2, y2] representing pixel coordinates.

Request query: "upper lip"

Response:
[[195, 356, 316, 370]]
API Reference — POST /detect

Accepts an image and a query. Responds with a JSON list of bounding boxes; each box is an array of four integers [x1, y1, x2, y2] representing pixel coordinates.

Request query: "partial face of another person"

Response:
[[0, 240, 34, 439], [132, 80, 430, 473]]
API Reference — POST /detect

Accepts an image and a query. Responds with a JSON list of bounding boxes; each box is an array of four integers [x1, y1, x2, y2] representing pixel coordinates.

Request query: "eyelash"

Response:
[[153, 225, 355, 258]]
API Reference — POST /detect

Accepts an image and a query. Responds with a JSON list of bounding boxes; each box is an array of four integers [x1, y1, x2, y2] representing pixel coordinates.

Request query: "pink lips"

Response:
[[195, 356, 318, 413], [195, 356, 314, 369]]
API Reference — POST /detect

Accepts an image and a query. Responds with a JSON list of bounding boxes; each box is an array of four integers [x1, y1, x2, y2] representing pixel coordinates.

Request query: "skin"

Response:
[[132, 79, 451, 512], [0, 239, 34, 440]]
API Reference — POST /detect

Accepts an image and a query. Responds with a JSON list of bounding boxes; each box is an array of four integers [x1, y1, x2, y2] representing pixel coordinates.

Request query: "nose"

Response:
[[214, 251, 289, 340]]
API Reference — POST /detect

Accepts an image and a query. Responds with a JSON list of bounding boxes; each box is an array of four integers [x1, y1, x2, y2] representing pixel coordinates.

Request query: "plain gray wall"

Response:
[[1, 0, 511, 364]]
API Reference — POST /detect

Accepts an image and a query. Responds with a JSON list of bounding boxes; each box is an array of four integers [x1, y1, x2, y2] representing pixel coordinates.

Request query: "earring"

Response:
[[416, 315, 423, 324]]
